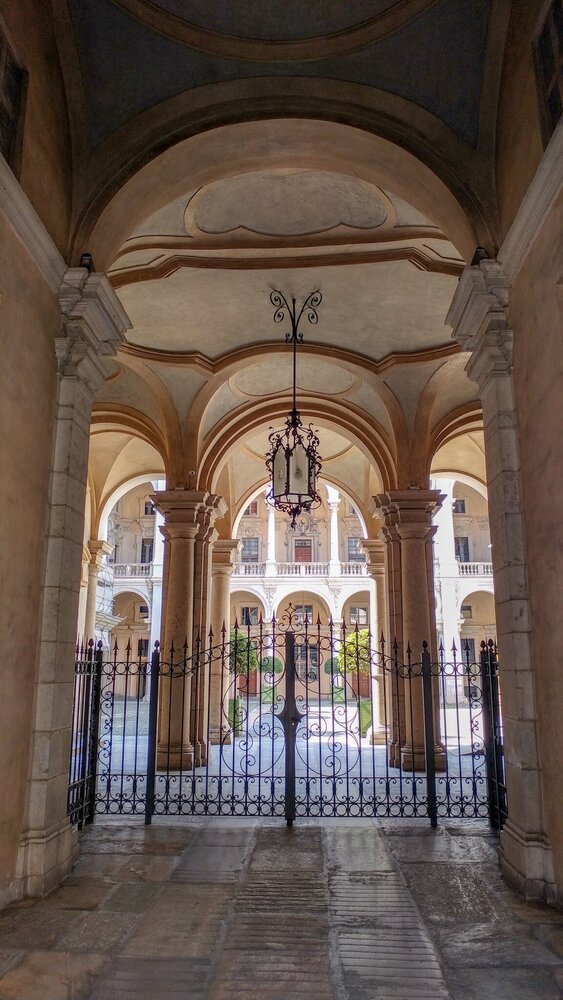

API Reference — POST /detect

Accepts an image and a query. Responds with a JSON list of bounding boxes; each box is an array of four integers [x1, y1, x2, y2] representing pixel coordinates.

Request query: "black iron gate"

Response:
[[68, 610, 507, 829]]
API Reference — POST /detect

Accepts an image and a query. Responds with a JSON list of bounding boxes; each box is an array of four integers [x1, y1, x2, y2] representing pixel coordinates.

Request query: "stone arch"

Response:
[[197, 396, 396, 497], [77, 108, 489, 268]]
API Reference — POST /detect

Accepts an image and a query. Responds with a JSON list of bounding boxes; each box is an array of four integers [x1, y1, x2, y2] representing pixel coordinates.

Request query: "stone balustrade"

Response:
[[458, 561, 493, 576], [113, 562, 153, 577], [232, 561, 368, 577]]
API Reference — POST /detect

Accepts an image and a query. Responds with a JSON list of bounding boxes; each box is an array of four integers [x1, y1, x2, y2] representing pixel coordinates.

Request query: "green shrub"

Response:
[[260, 655, 283, 674], [228, 696, 243, 734], [229, 631, 259, 676]]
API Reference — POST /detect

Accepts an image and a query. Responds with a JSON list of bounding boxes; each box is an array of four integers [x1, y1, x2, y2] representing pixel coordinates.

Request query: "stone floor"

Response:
[[1, 818, 563, 999]]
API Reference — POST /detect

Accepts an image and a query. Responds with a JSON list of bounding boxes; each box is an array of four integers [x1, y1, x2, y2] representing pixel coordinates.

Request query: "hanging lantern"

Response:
[[265, 290, 323, 528]]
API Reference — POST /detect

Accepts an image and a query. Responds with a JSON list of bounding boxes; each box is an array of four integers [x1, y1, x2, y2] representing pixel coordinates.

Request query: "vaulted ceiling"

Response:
[[61, 0, 501, 530]]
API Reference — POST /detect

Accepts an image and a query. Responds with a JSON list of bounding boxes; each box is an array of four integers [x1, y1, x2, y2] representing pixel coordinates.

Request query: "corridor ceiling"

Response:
[[62, 0, 502, 532]]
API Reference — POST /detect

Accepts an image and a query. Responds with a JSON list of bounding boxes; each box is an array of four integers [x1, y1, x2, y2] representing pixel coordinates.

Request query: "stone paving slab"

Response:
[[0, 818, 563, 999]]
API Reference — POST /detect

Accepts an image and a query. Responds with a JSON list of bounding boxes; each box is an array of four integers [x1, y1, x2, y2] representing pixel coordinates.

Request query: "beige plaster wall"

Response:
[[495, 1, 545, 242], [510, 190, 563, 887], [0, 213, 58, 896], [0, 1, 72, 254]]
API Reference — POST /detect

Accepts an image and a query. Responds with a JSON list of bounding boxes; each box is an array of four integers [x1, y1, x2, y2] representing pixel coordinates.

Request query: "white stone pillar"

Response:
[[432, 477, 461, 658], [326, 484, 341, 575], [447, 259, 555, 902], [17, 268, 128, 897], [83, 540, 112, 642], [265, 493, 277, 575], [362, 538, 387, 745], [149, 481, 165, 653]]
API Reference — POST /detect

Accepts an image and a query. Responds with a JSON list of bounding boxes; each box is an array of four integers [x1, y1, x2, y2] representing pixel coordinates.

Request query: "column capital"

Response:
[[153, 488, 207, 526], [88, 539, 112, 570], [372, 490, 444, 537], [212, 539, 240, 574], [361, 538, 385, 575]]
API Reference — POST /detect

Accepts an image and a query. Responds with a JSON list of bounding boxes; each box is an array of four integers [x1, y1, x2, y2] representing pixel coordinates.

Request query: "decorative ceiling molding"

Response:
[[498, 117, 563, 282], [109, 244, 463, 289], [111, 0, 440, 62], [0, 153, 66, 293], [117, 338, 461, 378]]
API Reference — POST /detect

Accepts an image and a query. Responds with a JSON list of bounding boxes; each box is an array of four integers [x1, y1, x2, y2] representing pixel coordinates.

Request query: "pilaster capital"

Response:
[[445, 259, 515, 390], [55, 267, 131, 394]]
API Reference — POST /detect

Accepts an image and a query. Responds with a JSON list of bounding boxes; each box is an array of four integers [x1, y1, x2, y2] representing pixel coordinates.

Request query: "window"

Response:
[[349, 606, 368, 626], [462, 637, 476, 662], [241, 537, 259, 562], [295, 641, 320, 681], [452, 498, 466, 514], [139, 605, 149, 618], [294, 538, 312, 562], [144, 501, 155, 515], [140, 539, 154, 563], [243, 500, 258, 516], [455, 536, 470, 562], [241, 606, 259, 626], [0, 30, 24, 169], [138, 638, 149, 657], [461, 603, 473, 620], [294, 604, 313, 625], [347, 537, 365, 562], [536, 1, 563, 140]]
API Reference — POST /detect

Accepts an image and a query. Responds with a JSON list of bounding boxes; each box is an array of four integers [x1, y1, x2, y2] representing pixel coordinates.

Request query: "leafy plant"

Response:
[[229, 631, 259, 676], [260, 655, 283, 675], [336, 628, 371, 675]]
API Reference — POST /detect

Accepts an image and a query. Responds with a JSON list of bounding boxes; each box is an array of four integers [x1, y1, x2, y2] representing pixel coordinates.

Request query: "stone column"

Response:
[[362, 538, 387, 745], [371, 499, 404, 765], [84, 540, 112, 642], [447, 259, 554, 901], [209, 539, 239, 746], [189, 496, 228, 765], [326, 484, 341, 575], [148, 488, 165, 654], [373, 491, 445, 771], [153, 490, 207, 771], [17, 268, 128, 896]]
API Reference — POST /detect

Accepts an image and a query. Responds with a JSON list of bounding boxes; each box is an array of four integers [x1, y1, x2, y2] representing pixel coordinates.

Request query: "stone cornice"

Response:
[[498, 117, 563, 282], [0, 153, 66, 293], [445, 259, 510, 351], [59, 268, 131, 356]]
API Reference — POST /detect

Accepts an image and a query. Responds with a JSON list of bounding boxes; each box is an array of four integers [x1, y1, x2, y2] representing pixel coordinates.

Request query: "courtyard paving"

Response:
[[0, 818, 562, 999]]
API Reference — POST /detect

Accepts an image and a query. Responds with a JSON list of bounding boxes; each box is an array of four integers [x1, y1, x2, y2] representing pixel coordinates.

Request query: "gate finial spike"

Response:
[[113, 639, 119, 655], [97, 639, 103, 650], [88, 637, 94, 649], [125, 637, 132, 653], [154, 640, 160, 650], [316, 613, 321, 627], [406, 641, 412, 657]]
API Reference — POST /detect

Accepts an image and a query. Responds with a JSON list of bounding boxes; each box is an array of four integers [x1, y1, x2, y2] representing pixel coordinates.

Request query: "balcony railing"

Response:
[[458, 562, 493, 576], [113, 562, 153, 577], [232, 561, 369, 577]]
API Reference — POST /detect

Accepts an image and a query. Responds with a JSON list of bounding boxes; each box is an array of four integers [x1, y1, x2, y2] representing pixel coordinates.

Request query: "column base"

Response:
[[193, 741, 207, 767], [156, 742, 194, 771], [209, 726, 232, 746], [388, 740, 401, 768], [370, 726, 388, 746], [400, 744, 446, 773], [500, 820, 557, 904], [15, 819, 79, 899]]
